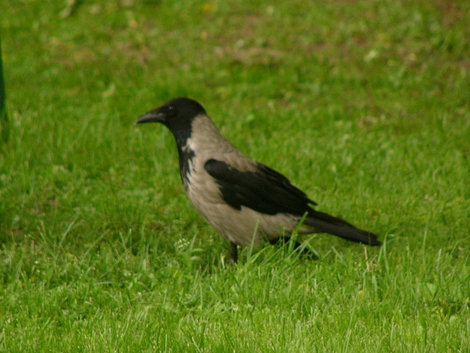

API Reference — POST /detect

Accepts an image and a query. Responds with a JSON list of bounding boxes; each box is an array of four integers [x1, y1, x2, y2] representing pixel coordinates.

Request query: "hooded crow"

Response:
[[136, 97, 381, 263]]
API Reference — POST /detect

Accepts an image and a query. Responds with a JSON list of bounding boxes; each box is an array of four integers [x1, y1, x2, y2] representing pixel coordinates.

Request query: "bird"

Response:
[[136, 97, 381, 263]]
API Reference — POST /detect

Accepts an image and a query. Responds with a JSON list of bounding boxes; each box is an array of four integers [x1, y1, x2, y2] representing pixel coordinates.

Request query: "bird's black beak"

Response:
[[135, 110, 165, 124]]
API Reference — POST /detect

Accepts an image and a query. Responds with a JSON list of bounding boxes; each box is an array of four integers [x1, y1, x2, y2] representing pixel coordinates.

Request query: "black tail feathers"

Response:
[[304, 210, 381, 246]]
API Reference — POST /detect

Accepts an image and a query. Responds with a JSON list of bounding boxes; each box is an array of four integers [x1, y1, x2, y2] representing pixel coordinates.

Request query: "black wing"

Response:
[[204, 159, 317, 216], [204, 158, 381, 246]]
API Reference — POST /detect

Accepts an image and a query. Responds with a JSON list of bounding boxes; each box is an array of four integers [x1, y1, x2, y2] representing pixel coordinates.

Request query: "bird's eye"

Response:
[[165, 105, 177, 117]]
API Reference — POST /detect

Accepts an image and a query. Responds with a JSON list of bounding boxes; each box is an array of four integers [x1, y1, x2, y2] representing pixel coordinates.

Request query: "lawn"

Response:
[[1, 0, 469, 352]]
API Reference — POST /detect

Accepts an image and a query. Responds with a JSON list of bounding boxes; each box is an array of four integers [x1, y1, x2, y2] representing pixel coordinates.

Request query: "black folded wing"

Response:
[[204, 159, 317, 216]]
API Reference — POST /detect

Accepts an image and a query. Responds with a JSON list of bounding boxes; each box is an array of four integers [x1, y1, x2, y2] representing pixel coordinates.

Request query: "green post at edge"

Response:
[[0, 35, 9, 143]]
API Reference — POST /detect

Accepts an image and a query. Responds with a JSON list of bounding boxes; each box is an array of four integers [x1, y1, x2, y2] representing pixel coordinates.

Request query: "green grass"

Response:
[[0, 35, 8, 142], [1, 0, 469, 351]]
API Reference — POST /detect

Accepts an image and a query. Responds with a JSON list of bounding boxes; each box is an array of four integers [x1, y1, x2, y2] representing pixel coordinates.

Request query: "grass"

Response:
[[1, 0, 469, 351], [0, 36, 8, 142]]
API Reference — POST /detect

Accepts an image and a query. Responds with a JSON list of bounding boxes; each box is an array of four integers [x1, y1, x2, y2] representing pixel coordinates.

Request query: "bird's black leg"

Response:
[[270, 237, 318, 260], [229, 242, 238, 265], [292, 241, 303, 251], [293, 240, 318, 260], [269, 237, 289, 246]]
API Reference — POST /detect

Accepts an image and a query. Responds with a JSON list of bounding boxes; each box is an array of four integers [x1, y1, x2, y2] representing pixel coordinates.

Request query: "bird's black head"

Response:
[[136, 97, 205, 130]]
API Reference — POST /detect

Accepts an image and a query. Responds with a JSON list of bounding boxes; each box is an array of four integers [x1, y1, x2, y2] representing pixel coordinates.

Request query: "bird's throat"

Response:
[[177, 144, 196, 187]]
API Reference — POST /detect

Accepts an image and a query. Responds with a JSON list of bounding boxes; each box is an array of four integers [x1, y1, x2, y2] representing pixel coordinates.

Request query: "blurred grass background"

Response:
[[0, 0, 469, 352]]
